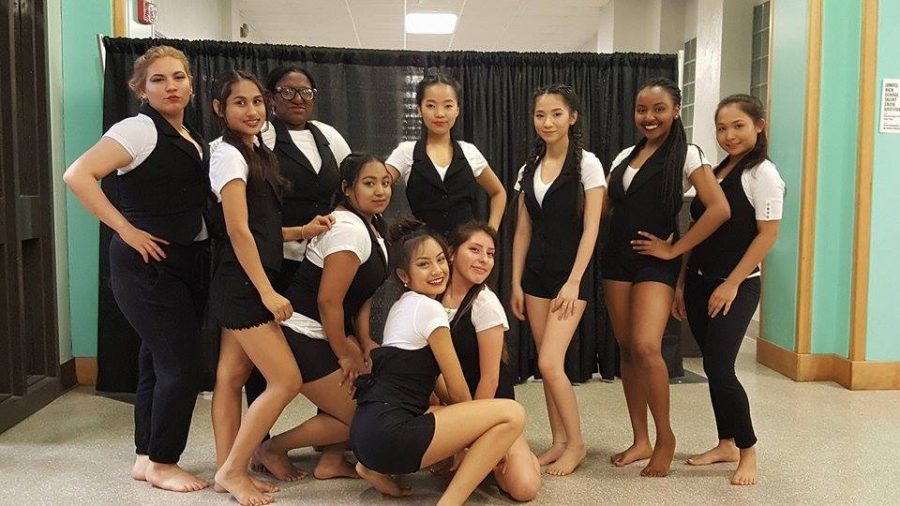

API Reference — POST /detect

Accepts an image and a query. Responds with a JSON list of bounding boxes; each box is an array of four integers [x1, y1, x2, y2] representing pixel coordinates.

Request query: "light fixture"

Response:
[[405, 13, 457, 35]]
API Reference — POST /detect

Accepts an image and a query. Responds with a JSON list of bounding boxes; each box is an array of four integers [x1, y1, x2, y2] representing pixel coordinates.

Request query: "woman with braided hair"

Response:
[[602, 77, 729, 478], [510, 84, 607, 476]]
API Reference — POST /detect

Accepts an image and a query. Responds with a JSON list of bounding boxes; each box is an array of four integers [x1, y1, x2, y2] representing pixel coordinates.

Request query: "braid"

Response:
[[638, 77, 687, 215]]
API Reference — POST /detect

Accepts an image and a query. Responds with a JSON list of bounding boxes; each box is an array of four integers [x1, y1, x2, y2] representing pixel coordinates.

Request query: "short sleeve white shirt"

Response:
[[470, 287, 510, 332], [381, 291, 450, 351], [209, 143, 249, 202], [258, 119, 352, 172], [386, 140, 489, 184], [514, 150, 607, 206], [612, 144, 709, 193], [741, 159, 785, 221], [103, 114, 159, 175]]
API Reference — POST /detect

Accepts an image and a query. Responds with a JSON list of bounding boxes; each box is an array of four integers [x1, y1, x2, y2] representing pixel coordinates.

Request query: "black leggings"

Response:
[[109, 236, 207, 464], [684, 273, 759, 449]]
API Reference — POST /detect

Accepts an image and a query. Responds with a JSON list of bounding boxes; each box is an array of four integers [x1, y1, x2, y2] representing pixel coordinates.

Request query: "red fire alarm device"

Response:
[[137, 0, 158, 25]]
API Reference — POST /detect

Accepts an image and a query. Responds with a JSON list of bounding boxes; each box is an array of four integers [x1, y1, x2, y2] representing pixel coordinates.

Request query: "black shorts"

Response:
[[350, 402, 436, 474], [283, 327, 340, 382], [209, 259, 279, 330], [522, 263, 590, 300], [601, 244, 680, 289]]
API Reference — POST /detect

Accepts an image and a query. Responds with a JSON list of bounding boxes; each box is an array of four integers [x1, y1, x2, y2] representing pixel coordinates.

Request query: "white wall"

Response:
[[611, 0, 662, 53], [153, 0, 235, 40]]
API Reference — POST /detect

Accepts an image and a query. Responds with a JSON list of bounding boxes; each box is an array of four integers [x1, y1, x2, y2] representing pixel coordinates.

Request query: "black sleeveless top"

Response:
[[270, 117, 340, 227], [285, 207, 388, 335], [115, 103, 209, 245], [354, 345, 440, 415], [689, 163, 759, 279], [521, 144, 584, 276], [449, 287, 516, 400], [405, 139, 478, 238]]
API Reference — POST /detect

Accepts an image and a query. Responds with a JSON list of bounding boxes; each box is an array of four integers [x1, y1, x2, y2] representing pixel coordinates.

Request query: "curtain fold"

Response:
[[97, 37, 678, 393]]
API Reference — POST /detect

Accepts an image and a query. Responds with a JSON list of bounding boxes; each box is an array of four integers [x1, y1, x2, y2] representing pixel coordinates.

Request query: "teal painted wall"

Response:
[[762, 0, 808, 351], [809, 0, 861, 357], [866, 0, 900, 361], [61, 0, 112, 357]]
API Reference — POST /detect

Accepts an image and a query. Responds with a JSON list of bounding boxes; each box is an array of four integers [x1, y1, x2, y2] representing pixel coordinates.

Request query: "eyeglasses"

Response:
[[275, 86, 317, 101]]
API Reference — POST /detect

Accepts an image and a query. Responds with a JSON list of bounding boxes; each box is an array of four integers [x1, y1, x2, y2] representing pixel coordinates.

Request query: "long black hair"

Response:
[[625, 77, 688, 215], [332, 152, 389, 237], [213, 69, 288, 190], [415, 70, 462, 139], [520, 84, 585, 209], [714, 94, 769, 175]]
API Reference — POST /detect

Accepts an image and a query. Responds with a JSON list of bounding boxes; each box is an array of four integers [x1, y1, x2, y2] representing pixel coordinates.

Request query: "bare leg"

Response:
[[731, 446, 758, 486], [214, 324, 303, 506], [314, 443, 359, 480], [538, 301, 588, 476], [355, 463, 412, 497], [131, 455, 150, 481], [524, 296, 567, 466], [687, 438, 740, 465], [604, 280, 653, 467], [630, 282, 676, 478], [494, 436, 542, 502]]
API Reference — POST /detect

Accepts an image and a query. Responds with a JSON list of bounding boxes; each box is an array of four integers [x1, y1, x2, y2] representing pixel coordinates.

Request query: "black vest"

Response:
[[689, 163, 759, 279], [354, 346, 440, 415], [286, 209, 388, 335], [213, 144, 284, 271], [405, 139, 478, 238], [115, 103, 208, 245], [449, 287, 515, 400], [606, 140, 683, 251], [521, 145, 584, 278], [270, 117, 340, 226]]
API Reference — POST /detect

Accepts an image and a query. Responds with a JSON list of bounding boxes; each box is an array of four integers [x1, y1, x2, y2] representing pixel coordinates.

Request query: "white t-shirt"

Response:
[[514, 150, 607, 206], [385, 140, 489, 184], [381, 291, 450, 351], [259, 120, 351, 173], [104, 113, 207, 240], [611, 144, 709, 193], [281, 210, 387, 340], [737, 159, 785, 221], [445, 286, 510, 333], [209, 143, 250, 202]]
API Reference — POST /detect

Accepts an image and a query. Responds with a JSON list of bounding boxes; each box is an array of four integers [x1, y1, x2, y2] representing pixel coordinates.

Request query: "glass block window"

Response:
[[682, 37, 697, 143], [751, 2, 771, 104]]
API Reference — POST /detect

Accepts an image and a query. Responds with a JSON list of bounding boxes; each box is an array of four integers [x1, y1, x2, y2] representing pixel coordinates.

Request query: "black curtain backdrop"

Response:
[[97, 36, 677, 393]]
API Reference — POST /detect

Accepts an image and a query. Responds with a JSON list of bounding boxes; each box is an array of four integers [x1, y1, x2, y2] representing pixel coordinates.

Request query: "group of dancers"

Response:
[[64, 44, 785, 505]]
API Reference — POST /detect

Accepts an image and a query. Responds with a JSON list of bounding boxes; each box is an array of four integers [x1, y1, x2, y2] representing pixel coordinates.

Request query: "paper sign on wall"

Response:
[[881, 79, 900, 134]]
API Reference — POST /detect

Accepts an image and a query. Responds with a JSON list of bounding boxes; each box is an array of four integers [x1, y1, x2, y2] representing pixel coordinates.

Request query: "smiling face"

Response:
[[417, 83, 459, 136], [216, 78, 267, 145], [271, 71, 315, 129], [397, 237, 450, 297], [533, 93, 577, 146], [634, 85, 680, 143], [715, 103, 765, 159], [140, 56, 191, 117], [450, 230, 496, 286], [345, 160, 393, 217]]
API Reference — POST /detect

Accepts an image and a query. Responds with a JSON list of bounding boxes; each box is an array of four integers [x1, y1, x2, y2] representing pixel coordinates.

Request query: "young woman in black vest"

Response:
[[664, 95, 783, 486], [602, 78, 730, 478], [350, 223, 525, 504], [441, 221, 541, 501], [510, 84, 607, 476], [385, 72, 506, 238], [242, 65, 352, 479], [250, 153, 391, 482], [207, 70, 329, 506], [64, 45, 208, 493]]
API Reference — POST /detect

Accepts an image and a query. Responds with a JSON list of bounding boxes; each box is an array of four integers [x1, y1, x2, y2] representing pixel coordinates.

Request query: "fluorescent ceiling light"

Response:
[[405, 13, 457, 34]]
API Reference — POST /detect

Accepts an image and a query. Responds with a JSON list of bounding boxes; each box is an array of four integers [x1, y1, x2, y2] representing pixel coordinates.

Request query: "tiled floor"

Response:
[[2, 338, 899, 505]]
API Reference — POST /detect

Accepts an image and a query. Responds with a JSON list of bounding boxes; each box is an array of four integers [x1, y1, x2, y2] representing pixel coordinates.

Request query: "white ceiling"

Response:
[[238, 0, 610, 52]]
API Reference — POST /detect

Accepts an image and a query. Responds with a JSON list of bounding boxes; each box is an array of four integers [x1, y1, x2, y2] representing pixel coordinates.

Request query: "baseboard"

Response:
[[75, 357, 98, 386], [757, 339, 900, 390]]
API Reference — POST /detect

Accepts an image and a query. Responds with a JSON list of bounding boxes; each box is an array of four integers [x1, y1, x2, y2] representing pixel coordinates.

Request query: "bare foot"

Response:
[[215, 467, 273, 506], [640, 432, 675, 478], [145, 462, 208, 492], [131, 455, 150, 481], [214, 476, 280, 494], [253, 441, 308, 482], [686, 440, 739, 466], [313, 451, 360, 480], [610, 441, 653, 467], [356, 462, 412, 498], [730, 447, 758, 486], [537, 441, 567, 466], [545, 443, 586, 476]]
